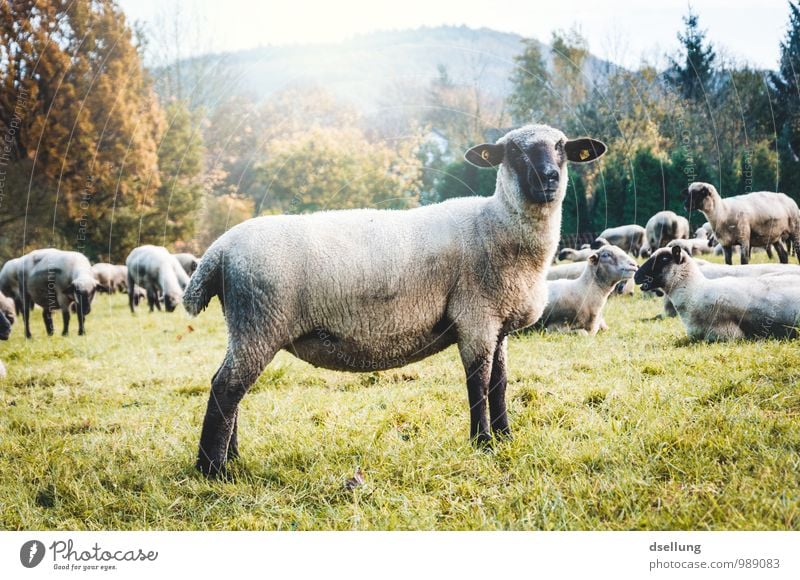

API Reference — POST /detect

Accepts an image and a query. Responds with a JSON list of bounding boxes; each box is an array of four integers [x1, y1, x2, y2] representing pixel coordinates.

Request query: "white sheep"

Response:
[[91, 263, 128, 293], [683, 182, 800, 265], [591, 224, 646, 256], [21, 248, 98, 338], [539, 245, 638, 334], [558, 240, 606, 262], [0, 291, 14, 379], [547, 261, 586, 280], [173, 253, 200, 277], [126, 245, 188, 313], [640, 211, 690, 257], [0, 257, 26, 315], [182, 123, 607, 477], [636, 246, 800, 340]]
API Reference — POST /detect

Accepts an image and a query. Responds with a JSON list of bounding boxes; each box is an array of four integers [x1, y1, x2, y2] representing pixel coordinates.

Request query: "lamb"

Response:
[[126, 245, 189, 313], [0, 257, 26, 314], [182, 123, 607, 477], [591, 224, 646, 256], [21, 248, 98, 338], [640, 211, 690, 257], [173, 253, 200, 277], [539, 245, 638, 334], [91, 263, 128, 293], [558, 240, 606, 262], [636, 246, 800, 340], [683, 182, 800, 265]]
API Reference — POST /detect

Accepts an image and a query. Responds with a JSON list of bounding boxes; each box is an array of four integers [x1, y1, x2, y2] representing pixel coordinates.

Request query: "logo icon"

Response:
[[20, 540, 45, 568]]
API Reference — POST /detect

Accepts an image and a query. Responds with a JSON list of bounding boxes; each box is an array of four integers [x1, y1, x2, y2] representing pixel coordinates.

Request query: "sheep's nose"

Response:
[[543, 168, 559, 183]]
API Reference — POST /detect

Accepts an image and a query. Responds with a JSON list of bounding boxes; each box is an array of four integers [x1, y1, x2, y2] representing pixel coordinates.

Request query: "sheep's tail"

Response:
[[182, 245, 222, 317]]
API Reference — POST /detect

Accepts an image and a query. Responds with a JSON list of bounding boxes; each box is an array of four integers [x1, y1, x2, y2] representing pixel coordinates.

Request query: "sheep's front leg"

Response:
[[61, 309, 70, 336], [775, 242, 789, 264], [76, 305, 86, 336], [722, 245, 733, 265], [488, 337, 511, 438], [43, 309, 54, 336], [739, 241, 750, 265], [22, 297, 32, 339], [458, 335, 498, 446]]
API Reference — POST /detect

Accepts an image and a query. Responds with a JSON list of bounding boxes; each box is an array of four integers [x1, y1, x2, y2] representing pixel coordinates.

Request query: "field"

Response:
[[1, 257, 799, 531]]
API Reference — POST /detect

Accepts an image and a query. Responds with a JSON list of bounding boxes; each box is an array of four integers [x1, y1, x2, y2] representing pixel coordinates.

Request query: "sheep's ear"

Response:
[[565, 138, 606, 163], [671, 245, 684, 263], [464, 143, 504, 168], [588, 253, 599, 265]]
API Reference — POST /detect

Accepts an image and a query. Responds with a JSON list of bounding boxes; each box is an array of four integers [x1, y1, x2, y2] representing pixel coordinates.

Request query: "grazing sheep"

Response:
[[640, 211, 690, 257], [683, 182, 800, 265], [539, 245, 637, 334], [559, 240, 606, 262], [91, 263, 128, 293], [0, 257, 26, 315], [591, 224, 646, 256], [126, 245, 188, 313], [636, 246, 800, 340], [173, 253, 200, 277], [182, 123, 607, 477], [21, 249, 98, 338]]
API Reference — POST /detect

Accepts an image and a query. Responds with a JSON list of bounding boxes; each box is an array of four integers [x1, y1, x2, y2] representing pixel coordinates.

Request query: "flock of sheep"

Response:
[[1, 123, 799, 479]]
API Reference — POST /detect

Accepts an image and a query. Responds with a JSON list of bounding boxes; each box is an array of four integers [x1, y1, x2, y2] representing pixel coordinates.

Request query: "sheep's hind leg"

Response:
[[61, 309, 70, 336], [43, 309, 54, 336], [775, 242, 789, 263], [197, 346, 275, 478], [488, 336, 511, 439]]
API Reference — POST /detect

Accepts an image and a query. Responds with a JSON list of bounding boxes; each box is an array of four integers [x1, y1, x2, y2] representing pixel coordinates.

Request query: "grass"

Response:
[[1, 256, 799, 530]]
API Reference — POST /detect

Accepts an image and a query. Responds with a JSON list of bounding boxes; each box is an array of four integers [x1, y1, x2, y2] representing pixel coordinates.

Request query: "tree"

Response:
[[549, 27, 589, 130], [253, 127, 422, 213], [772, 1, 800, 194], [507, 39, 554, 125], [666, 9, 716, 102]]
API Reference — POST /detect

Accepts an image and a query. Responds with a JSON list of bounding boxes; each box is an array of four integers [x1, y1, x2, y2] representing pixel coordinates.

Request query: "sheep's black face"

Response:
[[164, 293, 179, 312], [463, 125, 607, 205], [76, 290, 94, 317], [683, 183, 711, 213], [0, 310, 11, 340], [634, 246, 684, 291]]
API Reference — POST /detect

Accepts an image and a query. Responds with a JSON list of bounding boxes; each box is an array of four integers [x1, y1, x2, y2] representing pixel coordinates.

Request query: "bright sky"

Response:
[[119, 0, 790, 70]]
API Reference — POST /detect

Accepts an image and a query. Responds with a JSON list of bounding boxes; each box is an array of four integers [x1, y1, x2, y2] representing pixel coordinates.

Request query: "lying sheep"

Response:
[[547, 261, 586, 280], [126, 245, 188, 313], [173, 253, 200, 277], [182, 123, 607, 477], [683, 182, 800, 265], [91, 263, 128, 293], [640, 211, 690, 257], [591, 224, 646, 256], [0, 257, 26, 315], [666, 237, 712, 256], [636, 246, 800, 340], [21, 248, 98, 338], [539, 245, 637, 334], [559, 240, 606, 262]]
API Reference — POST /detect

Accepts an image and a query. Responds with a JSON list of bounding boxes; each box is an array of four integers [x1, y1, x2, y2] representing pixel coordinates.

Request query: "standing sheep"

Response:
[[591, 224, 646, 256], [126, 246, 188, 313], [683, 182, 800, 265], [0, 257, 26, 315], [640, 211, 690, 257], [539, 245, 638, 334], [173, 253, 200, 277], [182, 124, 607, 477], [21, 249, 98, 338]]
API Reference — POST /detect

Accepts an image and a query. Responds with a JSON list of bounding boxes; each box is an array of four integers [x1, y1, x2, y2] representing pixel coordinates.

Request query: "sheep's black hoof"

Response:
[[472, 432, 494, 451], [196, 457, 228, 480]]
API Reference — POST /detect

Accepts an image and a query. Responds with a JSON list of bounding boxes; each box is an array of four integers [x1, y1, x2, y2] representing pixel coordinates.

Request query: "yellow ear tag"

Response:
[[481, 149, 490, 161], [579, 149, 590, 160]]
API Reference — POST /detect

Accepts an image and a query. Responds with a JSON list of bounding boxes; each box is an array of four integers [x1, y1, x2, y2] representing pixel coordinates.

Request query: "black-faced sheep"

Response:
[[91, 263, 128, 293], [636, 246, 800, 340], [173, 253, 200, 277], [539, 245, 637, 334], [182, 123, 607, 477], [21, 249, 98, 338], [591, 224, 646, 256], [126, 245, 188, 313], [683, 182, 800, 265], [640, 211, 690, 257], [0, 257, 25, 315]]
